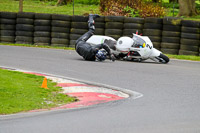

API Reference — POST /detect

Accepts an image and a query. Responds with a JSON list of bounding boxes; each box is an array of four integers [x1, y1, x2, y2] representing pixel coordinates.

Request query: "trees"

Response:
[[56, 0, 72, 6], [19, 0, 23, 12], [178, 0, 197, 16]]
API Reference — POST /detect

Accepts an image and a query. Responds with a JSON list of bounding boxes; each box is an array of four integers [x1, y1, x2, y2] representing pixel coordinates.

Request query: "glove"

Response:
[[109, 54, 116, 62]]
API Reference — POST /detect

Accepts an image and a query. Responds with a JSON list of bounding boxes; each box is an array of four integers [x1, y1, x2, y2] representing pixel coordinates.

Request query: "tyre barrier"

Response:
[[161, 17, 182, 55], [0, 12, 200, 56], [0, 12, 17, 43], [16, 12, 34, 44], [179, 20, 200, 56], [51, 14, 71, 47], [34, 13, 51, 46], [143, 17, 162, 50]]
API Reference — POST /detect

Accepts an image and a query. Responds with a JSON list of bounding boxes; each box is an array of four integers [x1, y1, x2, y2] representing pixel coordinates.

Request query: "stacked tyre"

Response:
[[161, 17, 182, 55], [16, 12, 34, 44], [179, 20, 200, 56], [94, 16, 105, 36], [34, 13, 51, 46], [105, 16, 124, 40], [123, 17, 144, 38], [51, 14, 71, 47], [70, 16, 88, 48], [143, 17, 163, 50], [0, 12, 16, 43]]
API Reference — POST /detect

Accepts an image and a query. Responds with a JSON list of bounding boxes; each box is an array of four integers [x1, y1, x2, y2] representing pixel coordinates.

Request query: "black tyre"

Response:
[[51, 20, 71, 27], [124, 23, 143, 29], [163, 17, 182, 25], [51, 38, 69, 44], [71, 22, 88, 29], [104, 34, 120, 40], [124, 17, 144, 24], [143, 23, 162, 29], [51, 32, 69, 39], [123, 29, 142, 36], [148, 36, 161, 42], [70, 34, 81, 40], [105, 22, 123, 29], [162, 31, 180, 37], [180, 45, 199, 52], [161, 42, 180, 49], [181, 20, 199, 27], [34, 37, 51, 43], [0, 19, 16, 24], [163, 25, 181, 31], [34, 31, 50, 37], [0, 24, 15, 30], [0, 12, 17, 19], [152, 42, 161, 48], [94, 22, 105, 28], [35, 13, 51, 20], [0, 30, 15, 36], [16, 24, 34, 31], [0, 36, 15, 42], [94, 28, 104, 35], [70, 28, 88, 35], [34, 26, 51, 31], [51, 14, 71, 21], [143, 29, 162, 36], [16, 31, 33, 37], [179, 50, 199, 56], [72, 15, 88, 22], [95, 16, 105, 22], [181, 33, 200, 40], [34, 19, 51, 26], [181, 26, 200, 34], [180, 38, 199, 46], [51, 27, 70, 33], [17, 12, 35, 19], [105, 16, 124, 22], [15, 36, 33, 42], [145, 17, 163, 24], [162, 37, 180, 43], [17, 18, 34, 25], [161, 48, 179, 55], [105, 29, 122, 35], [70, 40, 76, 46]]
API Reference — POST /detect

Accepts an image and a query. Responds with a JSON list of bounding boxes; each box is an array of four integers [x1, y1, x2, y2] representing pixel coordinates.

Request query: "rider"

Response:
[[75, 14, 115, 61]]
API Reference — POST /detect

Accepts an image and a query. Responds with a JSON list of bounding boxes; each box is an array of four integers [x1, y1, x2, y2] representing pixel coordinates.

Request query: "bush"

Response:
[[100, 0, 166, 17]]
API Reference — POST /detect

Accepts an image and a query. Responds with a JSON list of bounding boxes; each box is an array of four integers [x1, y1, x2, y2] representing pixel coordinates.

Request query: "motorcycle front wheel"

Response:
[[155, 53, 170, 64]]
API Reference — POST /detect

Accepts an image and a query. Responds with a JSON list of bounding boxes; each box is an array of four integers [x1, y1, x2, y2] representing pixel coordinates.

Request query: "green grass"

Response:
[[167, 54, 200, 61], [0, 0, 100, 15], [0, 69, 76, 114]]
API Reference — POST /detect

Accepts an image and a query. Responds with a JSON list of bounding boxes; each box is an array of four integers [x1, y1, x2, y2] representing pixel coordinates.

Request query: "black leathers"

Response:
[[75, 29, 111, 61]]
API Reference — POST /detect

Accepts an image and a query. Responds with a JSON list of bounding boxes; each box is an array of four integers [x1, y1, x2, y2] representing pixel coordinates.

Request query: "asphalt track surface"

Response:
[[0, 45, 200, 133]]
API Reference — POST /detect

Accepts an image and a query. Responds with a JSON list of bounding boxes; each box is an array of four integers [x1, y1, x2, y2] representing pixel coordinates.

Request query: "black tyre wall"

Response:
[[0, 12, 17, 43], [51, 14, 71, 47]]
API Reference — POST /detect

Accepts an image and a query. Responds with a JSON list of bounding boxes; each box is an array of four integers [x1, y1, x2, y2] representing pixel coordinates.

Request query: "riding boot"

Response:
[[88, 14, 100, 30]]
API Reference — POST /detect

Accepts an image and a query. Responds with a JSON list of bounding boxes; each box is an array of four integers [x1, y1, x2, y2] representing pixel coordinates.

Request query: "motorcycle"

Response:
[[86, 33, 169, 63]]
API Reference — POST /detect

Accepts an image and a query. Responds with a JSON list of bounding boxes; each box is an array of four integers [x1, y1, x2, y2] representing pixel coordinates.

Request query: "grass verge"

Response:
[[166, 54, 200, 61], [0, 0, 100, 15], [0, 68, 77, 115]]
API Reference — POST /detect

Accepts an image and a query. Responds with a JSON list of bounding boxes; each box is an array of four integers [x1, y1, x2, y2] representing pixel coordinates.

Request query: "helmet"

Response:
[[95, 50, 107, 61], [116, 37, 134, 53]]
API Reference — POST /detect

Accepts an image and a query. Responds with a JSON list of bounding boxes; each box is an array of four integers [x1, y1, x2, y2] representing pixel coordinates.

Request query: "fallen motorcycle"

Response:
[[86, 33, 169, 64]]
